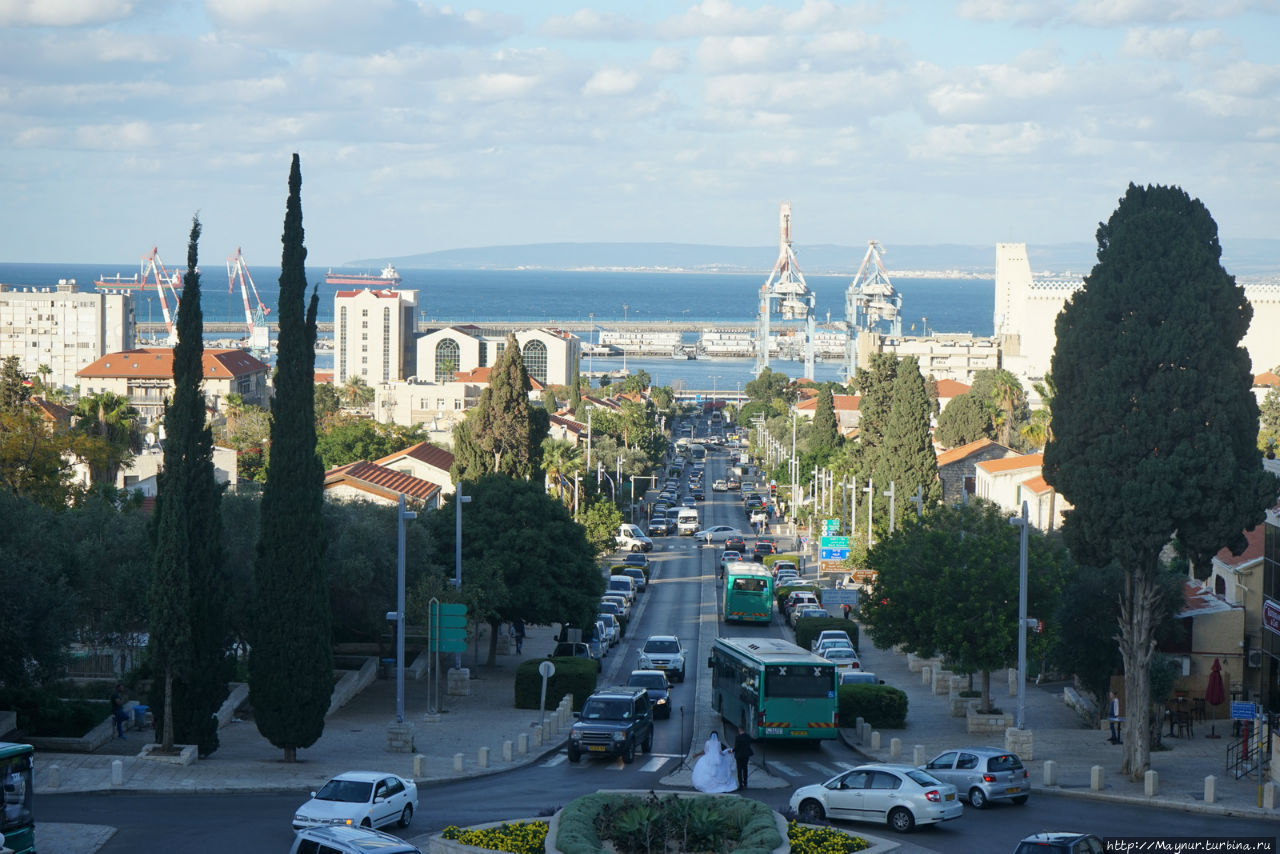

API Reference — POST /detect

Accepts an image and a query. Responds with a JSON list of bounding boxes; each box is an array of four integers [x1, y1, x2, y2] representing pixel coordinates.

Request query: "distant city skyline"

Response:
[[1, 1, 1277, 266]]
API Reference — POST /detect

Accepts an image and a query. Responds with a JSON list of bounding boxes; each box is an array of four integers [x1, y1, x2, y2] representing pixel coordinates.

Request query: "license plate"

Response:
[[789, 730, 808, 736], [945, 793, 954, 801], [588, 746, 606, 752], [1006, 787, 1021, 794]]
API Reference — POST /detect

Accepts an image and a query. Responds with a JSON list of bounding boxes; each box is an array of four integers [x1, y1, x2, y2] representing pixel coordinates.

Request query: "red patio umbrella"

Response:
[[1205, 658, 1226, 739]]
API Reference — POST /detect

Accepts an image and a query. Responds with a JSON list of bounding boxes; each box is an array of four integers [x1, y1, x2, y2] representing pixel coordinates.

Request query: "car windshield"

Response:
[[644, 640, 680, 654], [314, 778, 374, 803], [825, 649, 857, 660], [628, 674, 666, 690], [581, 698, 632, 720]]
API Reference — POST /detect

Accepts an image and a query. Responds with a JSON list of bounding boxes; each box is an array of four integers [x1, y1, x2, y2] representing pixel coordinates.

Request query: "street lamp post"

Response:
[[622, 304, 629, 375], [882, 480, 896, 534], [862, 478, 874, 547], [1010, 501, 1030, 729], [391, 494, 417, 723], [453, 488, 471, 671]]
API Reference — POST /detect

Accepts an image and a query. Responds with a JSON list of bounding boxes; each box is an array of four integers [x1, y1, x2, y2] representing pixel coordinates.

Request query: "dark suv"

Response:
[[1013, 833, 1103, 854], [567, 686, 654, 763]]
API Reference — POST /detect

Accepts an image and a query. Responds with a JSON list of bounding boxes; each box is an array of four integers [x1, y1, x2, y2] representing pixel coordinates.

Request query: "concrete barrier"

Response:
[[1144, 769, 1158, 796], [453, 753, 463, 771], [1090, 765, 1105, 792], [478, 746, 489, 769], [1043, 760, 1057, 786], [913, 745, 925, 765], [327, 657, 378, 717], [1204, 775, 1216, 804], [889, 738, 901, 758]]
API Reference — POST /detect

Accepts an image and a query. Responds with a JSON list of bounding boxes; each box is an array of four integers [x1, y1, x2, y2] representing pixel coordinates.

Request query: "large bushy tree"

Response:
[[870, 356, 941, 531], [1044, 183, 1279, 778], [148, 216, 229, 756], [811, 386, 840, 455], [251, 155, 332, 762], [452, 334, 547, 480], [935, 392, 990, 449]]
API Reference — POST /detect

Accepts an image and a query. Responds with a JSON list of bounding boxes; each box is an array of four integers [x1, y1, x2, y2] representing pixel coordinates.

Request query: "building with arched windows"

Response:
[[416, 326, 577, 388]]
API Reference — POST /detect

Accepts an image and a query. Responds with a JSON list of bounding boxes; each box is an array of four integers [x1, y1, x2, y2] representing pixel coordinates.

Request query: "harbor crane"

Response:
[[226, 248, 271, 356], [755, 202, 816, 379], [95, 247, 184, 346], [844, 240, 902, 379]]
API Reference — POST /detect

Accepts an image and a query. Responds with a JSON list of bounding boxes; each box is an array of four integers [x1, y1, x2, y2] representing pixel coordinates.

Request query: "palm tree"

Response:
[[72, 391, 144, 486], [540, 438, 580, 506], [1019, 377, 1056, 450], [340, 376, 375, 409], [989, 372, 1026, 447]]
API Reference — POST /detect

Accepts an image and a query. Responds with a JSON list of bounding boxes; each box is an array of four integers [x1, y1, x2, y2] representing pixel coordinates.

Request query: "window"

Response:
[[478, 340, 488, 368], [523, 339, 548, 383], [435, 338, 460, 383]]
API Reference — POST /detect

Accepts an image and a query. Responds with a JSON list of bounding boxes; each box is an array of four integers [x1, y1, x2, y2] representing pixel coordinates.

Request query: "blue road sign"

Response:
[[1231, 701, 1258, 721], [820, 547, 851, 561]]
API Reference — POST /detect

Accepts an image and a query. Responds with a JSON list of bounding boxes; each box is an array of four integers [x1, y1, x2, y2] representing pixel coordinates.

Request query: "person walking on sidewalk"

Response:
[[1107, 691, 1122, 744], [510, 619, 525, 654], [733, 729, 754, 789], [111, 683, 128, 739]]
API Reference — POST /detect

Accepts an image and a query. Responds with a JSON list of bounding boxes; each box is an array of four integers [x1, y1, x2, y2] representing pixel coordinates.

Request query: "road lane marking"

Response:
[[639, 756, 674, 773], [768, 761, 800, 777], [541, 754, 567, 767], [805, 762, 838, 777]]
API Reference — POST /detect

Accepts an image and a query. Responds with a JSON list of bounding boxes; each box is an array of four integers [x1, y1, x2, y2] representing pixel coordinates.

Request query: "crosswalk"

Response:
[[542, 751, 856, 780]]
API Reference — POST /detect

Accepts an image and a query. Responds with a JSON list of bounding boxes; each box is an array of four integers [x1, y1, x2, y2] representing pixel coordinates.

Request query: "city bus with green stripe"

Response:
[[1, 742, 35, 854], [722, 562, 773, 623], [708, 637, 838, 741]]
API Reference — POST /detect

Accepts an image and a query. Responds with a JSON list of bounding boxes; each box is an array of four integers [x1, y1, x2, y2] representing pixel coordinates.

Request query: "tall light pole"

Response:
[[1010, 501, 1030, 729], [882, 480, 896, 534], [862, 478, 874, 547], [392, 494, 417, 723], [453, 489, 471, 671]]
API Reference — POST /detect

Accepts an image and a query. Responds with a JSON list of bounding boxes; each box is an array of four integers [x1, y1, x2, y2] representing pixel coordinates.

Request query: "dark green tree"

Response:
[[148, 215, 229, 755], [569, 368, 583, 410], [860, 501, 1069, 711], [454, 333, 546, 480], [851, 354, 898, 457], [969, 369, 1031, 449], [251, 155, 332, 762], [0, 491, 76, 685], [935, 393, 991, 449], [1043, 183, 1280, 778], [870, 357, 942, 530], [0, 356, 30, 414], [811, 386, 840, 455], [315, 417, 425, 469]]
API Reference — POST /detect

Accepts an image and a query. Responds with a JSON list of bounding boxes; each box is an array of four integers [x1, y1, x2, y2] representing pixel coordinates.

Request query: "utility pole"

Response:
[[863, 478, 874, 547], [883, 480, 896, 534]]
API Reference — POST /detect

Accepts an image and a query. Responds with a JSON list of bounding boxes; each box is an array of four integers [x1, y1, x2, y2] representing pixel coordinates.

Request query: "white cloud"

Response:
[[956, 0, 1063, 25], [659, 0, 781, 38], [448, 72, 540, 103], [1120, 27, 1228, 61], [648, 46, 686, 72], [696, 36, 778, 72], [910, 122, 1048, 159], [542, 9, 642, 40], [0, 0, 136, 27], [582, 68, 641, 97]]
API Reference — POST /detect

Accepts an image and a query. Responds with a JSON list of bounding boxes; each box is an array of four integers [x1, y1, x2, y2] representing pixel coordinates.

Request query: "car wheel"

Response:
[[642, 731, 653, 752], [631, 544, 640, 552], [968, 787, 987, 809], [361, 818, 372, 829], [398, 805, 413, 828], [797, 799, 825, 822], [1012, 795, 1029, 805], [887, 806, 915, 833], [567, 745, 581, 763], [622, 740, 636, 763]]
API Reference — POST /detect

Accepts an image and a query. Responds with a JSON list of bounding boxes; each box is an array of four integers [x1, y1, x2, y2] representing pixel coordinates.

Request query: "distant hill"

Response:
[[348, 239, 1280, 277]]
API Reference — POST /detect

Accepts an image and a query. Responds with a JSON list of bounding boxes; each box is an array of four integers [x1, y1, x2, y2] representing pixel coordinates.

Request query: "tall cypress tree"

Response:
[[149, 215, 227, 754], [871, 356, 941, 531], [811, 385, 840, 454], [455, 333, 547, 481], [251, 155, 331, 762]]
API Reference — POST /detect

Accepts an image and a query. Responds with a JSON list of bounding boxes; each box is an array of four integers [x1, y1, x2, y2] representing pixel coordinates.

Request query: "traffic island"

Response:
[[138, 742, 197, 766]]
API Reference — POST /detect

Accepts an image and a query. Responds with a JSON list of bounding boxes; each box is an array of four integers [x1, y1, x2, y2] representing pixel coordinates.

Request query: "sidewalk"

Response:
[[846, 630, 1280, 820]]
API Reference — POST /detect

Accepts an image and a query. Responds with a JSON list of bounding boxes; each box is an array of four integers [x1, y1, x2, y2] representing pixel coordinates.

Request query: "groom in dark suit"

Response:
[[733, 730, 754, 788]]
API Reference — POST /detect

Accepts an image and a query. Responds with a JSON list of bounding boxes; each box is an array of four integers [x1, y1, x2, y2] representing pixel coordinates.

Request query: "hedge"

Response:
[[609, 564, 649, 582], [775, 583, 822, 611], [555, 792, 781, 854], [514, 657, 598, 711], [0, 687, 105, 737], [793, 618, 859, 652], [838, 684, 908, 729], [761, 553, 801, 569]]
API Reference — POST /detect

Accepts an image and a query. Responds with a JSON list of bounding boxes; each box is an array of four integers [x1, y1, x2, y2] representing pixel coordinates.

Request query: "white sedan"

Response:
[[696, 526, 742, 543], [293, 771, 418, 831]]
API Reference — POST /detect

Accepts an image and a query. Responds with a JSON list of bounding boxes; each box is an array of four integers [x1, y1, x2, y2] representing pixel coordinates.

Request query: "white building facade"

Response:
[[416, 326, 579, 388], [0, 281, 135, 391], [333, 288, 418, 386]]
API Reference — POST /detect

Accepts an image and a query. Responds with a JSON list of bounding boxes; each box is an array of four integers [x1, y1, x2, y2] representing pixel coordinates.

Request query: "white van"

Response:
[[676, 507, 700, 535], [616, 524, 653, 553], [607, 574, 637, 604]]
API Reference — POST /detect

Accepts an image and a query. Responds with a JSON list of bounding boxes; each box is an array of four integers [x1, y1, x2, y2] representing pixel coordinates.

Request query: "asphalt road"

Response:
[[35, 435, 1280, 851]]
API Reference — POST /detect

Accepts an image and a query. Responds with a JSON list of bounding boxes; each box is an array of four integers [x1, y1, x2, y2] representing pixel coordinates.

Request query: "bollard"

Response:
[[413, 754, 426, 777], [1204, 775, 1216, 804], [855, 716, 865, 732], [1043, 759, 1057, 786], [921, 666, 931, 686], [533, 725, 543, 747], [518, 733, 529, 755], [547, 715, 559, 736], [47, 764, 60, 790], [889, 737, 901, 758], [912, 745, 926, 766], [1090, 765, 1105, 792], [870, 731, 881, 750], [1144, 769, 1158, 797], [111, 759, 123, 787], [503, 740, 513, 762], [478, 746, 489, 769], [1265, 781, 1277, 810], [453, 753, 463, 772]]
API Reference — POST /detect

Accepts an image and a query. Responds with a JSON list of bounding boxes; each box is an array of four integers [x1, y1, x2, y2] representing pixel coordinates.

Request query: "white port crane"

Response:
[[226, 248, 271, 356], [755, 203, 816, 379]]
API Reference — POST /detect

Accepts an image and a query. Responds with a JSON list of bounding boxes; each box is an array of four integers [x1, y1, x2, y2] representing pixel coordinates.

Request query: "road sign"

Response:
[[822, 518, 840, 535], [438, 603, 467, 616], [430, 603, 468, 652], [1231, 701, 1258, 721], [820, 536, 850, 548], [820, 548, 851, 561], [821, 588, 860, 606]]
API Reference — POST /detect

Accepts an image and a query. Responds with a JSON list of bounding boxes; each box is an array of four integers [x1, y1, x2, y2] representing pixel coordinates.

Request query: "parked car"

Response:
[[567, 686, 654, 763], [549, 641, 595, 664], [822, 648, 862, 671], [597, 613, 620, 646], [1013, 833, 1104, 853], [789, 764, 962, 833], [839, 671, 885, 686], [600, 594, 630, 619], [772, 560, 798, 577], [621, 552, 650, 569], [615, 524, 653, 553], [621, 566, 647, 591], [638, 635, 686, 681], [792, 606, 830, 627], [292, 771, 418, 831], [606, 574, 637, 604], [774, 570, 800, 586], [784, 590, 820, 616], [814, 638, 855, 657], [811, 629, 855, 652], [626, 669, 672, 719], [922, 748, 1030, 808], [290, 826, 422, 854]]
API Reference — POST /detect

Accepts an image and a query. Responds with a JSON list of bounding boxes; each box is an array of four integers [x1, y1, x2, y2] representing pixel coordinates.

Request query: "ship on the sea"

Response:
[[325, 263, 402, 287]]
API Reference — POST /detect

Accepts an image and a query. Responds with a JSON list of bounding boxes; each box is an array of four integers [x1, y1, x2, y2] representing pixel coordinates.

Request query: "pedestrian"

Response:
[[511, 619, 526, 654], [110, 683, 128, 739], [733, 729, 754, 789], [841, 603, 851, 620], [1107, 691, 1122, 744]]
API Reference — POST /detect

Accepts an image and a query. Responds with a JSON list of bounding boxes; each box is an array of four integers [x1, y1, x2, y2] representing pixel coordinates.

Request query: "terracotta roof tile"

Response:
[[936, 438, 999, 466], [935, 379, 971, 397], [1214, 525, 1266, 567], [373, 441, 455, 471], [76, 348, 268, 380], [324, 460, 441, 502], [1178, 580, 1237, 618], [1021, 474, 1053, 493], [1255, 371, 1280, 388], [976, 452, 1044, 474]]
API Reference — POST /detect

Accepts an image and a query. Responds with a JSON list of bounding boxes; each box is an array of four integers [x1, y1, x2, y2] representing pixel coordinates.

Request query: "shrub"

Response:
[[838, 684, 908, 729], [0, 686, 105, 737], [794, 619, 859, 652], [761, 553, 801, 568], [556, 792, 781, 854], [441, 821, 547, 854], [788, 820, 870, 853], [513, 657, 598, 711]]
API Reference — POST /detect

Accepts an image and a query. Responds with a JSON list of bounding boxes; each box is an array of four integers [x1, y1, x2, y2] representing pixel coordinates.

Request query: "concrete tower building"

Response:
[[333, 288, 418, 385], [0, 280, 135, 391]]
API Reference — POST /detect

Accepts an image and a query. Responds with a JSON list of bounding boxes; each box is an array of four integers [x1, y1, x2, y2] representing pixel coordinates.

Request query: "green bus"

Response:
[[723, 562, 773, 623], [708, 637, 839, 741], [1, 742, 35, 854]]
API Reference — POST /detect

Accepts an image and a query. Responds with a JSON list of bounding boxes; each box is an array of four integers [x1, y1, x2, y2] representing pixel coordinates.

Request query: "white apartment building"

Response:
[[372, 377, 485, 443], [0, 281, 135, 391], [417, 326, 579, 387], [333, 288, 418, 385]]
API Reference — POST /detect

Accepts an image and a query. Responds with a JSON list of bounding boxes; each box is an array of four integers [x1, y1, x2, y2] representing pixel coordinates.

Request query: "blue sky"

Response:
[[1, 0, 1277, 266]]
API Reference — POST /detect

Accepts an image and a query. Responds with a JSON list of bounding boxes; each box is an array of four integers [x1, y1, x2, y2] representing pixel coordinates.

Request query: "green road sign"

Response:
[[820, 535, 850, 548], [430, 603, 468, 652], [822, 518, 840, 535], [437, 615, 467, 629], [438, 603, 467, 616]]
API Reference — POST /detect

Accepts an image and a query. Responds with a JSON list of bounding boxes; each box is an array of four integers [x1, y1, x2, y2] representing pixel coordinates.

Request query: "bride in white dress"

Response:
[[691, 732, 737, 793]]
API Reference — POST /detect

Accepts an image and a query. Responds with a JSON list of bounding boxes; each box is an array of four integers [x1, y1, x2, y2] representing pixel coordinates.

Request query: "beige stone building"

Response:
[[333, 287, 418, 386], [76, 347, 269, 425]]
